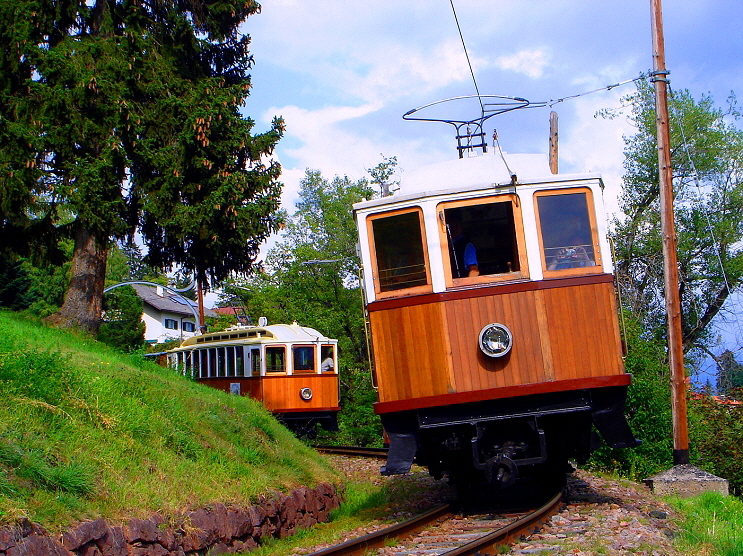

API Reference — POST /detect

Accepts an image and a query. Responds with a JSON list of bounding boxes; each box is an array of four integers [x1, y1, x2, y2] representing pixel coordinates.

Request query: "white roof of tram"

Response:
[[174, 322, 335, 349], [354, 152, 603, 211]]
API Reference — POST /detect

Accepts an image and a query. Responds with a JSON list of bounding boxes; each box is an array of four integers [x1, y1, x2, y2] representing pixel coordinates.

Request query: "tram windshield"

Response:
[[536, 190, 599, 273], [441, 199, 522, 281], [370, 209, 430, 294]]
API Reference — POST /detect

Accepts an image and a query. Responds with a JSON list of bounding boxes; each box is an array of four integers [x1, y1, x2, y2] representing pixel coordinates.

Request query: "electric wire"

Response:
[[449, 0, 484, 114]]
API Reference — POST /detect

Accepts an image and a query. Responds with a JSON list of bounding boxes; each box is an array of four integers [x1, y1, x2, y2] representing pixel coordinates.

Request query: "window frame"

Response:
[[366, 207, 433, 299], [534, 187, 603, 278], [437, 194, 529, 288], [292, 345, 316, 374], [164, 318, 178, 330], [265, 345, 287, 374]]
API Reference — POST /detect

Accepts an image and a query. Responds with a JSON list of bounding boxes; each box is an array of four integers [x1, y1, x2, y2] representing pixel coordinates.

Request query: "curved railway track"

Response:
[[313, 445, 389, 459], [309, 490, 563, 555]]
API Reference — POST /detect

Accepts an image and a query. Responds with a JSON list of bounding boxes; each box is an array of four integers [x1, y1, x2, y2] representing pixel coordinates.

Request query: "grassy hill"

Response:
[[0, 310, 338, 533]]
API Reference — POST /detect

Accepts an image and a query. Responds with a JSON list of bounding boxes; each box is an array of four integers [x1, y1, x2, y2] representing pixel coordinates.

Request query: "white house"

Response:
[[132, 284, 217, 344]]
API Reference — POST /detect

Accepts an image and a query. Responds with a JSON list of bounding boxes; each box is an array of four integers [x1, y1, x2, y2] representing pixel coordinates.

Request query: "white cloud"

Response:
[[495, 49, 551, 79]]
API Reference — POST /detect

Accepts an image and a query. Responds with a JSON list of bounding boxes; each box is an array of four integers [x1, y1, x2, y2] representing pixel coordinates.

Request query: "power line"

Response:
[[449, 0, 483, 114]]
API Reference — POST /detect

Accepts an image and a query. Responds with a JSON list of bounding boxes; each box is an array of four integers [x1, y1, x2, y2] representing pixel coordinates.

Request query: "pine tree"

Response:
[[0, 0, 283, 333]]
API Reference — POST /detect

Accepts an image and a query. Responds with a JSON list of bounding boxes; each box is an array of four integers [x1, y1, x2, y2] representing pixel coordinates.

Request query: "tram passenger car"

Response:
[[354, 152, 638, 486], [167, 322, 340, 434]]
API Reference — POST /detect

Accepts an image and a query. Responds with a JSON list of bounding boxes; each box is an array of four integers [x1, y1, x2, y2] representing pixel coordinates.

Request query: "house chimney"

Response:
[[156, 285, 164, 297]]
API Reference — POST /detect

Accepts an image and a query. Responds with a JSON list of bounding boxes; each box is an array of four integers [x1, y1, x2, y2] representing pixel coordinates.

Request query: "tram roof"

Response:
[[173, 322, 335, 349], [354, 153, 603, 211]]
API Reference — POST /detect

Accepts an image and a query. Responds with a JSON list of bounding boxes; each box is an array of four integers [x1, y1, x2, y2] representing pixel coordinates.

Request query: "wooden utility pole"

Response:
[[650, 0, 689, 465], [549, 111, 558, 174]]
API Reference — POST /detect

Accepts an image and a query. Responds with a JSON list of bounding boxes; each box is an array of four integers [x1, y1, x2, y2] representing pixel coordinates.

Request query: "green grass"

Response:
[[670, 492, 743, 555], [0, 310, 338, 532]]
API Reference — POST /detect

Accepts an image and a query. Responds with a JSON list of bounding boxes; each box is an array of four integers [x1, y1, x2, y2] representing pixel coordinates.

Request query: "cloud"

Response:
[[494, 49, 551, 79]]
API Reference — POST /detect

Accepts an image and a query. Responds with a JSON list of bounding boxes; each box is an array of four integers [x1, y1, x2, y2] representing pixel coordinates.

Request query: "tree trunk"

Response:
[[44, 223, 108, 334]]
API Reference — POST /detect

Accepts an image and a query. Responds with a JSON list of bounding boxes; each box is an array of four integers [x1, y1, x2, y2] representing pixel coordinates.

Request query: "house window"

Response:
[[183, 321, 195, 332], [164, 318, 178, 330], [369, 208, 431, 295], [535, 189, 601, 275]]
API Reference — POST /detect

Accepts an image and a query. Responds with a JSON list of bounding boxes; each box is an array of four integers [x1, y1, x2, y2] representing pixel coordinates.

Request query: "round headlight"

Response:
[[300, 387, 313, 401], [478, 323, 513, 358]]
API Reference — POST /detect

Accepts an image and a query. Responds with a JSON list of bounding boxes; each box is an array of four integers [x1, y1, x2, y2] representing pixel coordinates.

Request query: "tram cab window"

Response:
[[266, 346, 286, 373], [536, 190, 600, 274], [439, 196, 526, 285], [321, 345, 335, 373], [292, 346, 315, 373], [369, 209, 431, 295]]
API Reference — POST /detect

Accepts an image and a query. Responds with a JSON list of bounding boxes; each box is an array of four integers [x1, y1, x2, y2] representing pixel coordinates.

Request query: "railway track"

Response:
[[313, 445, 389, 459], [309, 490, 563, 555]]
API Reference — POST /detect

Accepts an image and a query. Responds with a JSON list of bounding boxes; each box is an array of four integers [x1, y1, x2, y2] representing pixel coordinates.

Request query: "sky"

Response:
[[210, 1, 743, 382], [240, 0, 742, 221]]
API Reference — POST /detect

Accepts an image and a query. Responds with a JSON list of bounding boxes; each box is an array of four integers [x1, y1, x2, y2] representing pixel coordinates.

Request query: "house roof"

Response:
[[132, 284, 217, 318]]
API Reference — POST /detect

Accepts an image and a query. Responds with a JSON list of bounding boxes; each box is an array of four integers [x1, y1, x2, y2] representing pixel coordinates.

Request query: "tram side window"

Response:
[[371, 211, 428, 293], [293, 346, 315, 373], [200, 349, 209, 378], [443, 201, 520, 279], [536, 192, 597, 271], [321, 345, 335, 373], [266, 346, 286, 373]]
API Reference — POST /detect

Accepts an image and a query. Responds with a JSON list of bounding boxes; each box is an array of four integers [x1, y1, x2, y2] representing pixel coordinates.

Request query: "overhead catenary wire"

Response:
[[449, 0, 484, 114]]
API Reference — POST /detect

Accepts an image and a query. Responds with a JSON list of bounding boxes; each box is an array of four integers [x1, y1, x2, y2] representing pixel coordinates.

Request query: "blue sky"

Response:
[[240, 0, 742, 220]]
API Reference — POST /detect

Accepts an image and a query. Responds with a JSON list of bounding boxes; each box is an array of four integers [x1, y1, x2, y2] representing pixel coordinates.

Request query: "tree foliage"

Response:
[[228, 168, 382, 444], [611, 81, 743, 356], [0, 0, 283, 333]]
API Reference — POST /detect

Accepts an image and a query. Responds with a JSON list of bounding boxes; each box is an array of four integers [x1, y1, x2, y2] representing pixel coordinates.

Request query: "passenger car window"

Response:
[[536, 190, 600, 274], [370, 209, 430, 294], [439, 196, 526, 285]]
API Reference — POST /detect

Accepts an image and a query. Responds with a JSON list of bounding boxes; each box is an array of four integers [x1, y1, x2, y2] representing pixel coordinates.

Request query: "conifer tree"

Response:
[[0, 0, 283, 333]]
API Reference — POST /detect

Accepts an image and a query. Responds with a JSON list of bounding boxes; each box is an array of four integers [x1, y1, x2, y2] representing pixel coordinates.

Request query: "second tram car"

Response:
[[167, 322, 340, 435], [354, 152, 638, 487]]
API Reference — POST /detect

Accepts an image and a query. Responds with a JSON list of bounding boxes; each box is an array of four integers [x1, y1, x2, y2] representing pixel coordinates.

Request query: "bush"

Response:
[[98, 286, 145, 352], [688, 388, 743, 496], [587, 314, 674, 480]]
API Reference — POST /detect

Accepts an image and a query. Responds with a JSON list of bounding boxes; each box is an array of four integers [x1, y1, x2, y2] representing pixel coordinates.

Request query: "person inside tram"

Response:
[[446, 214, 479, 278], [547, 233, 595, 270]]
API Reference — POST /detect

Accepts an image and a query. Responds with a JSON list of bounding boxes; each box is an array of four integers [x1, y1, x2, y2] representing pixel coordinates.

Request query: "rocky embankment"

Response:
[[0, 482, 340, 556]]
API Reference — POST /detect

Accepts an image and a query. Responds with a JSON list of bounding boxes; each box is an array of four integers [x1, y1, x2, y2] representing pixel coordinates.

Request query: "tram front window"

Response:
[[266, 346, 286, 373], [371, 210, 429, 293], [440, 197, 523, 283], [293, 346, 315, 373], [536, 191, 598, 273]]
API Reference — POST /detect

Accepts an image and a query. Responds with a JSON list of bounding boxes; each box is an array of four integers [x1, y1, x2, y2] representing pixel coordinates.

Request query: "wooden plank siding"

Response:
[[370, 279, 624, 404], [261, 375, 339, 412], [197, 375, 339, 412]]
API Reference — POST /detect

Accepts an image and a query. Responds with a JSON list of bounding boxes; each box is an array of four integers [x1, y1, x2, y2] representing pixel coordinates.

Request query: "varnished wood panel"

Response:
[[370, 303, 452, 403], [262, 375, 339, 412], [199, 375, 339, 413], [371, 279, 624, 404]]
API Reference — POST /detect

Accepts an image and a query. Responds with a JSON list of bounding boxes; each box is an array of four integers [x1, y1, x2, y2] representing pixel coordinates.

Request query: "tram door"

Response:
[[250, 348, 261, 376]]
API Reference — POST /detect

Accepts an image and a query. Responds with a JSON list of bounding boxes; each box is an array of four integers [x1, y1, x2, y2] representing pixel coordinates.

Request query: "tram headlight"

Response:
[[300, 387, 313, 401], [478, 323, 513, 358]]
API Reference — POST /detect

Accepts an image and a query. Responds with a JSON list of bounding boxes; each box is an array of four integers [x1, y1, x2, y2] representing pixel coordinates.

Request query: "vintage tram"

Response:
[[167, 321, 340, 435], [354, 151, 638, 487]]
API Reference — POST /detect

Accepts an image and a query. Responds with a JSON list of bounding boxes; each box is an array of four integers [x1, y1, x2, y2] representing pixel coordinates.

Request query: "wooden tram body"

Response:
[[354, 153, 638, 486], [167, 323, 340, 434]]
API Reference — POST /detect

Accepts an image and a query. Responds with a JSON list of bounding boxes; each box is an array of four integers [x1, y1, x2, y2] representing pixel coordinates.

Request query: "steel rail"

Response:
[[313, 445, 389, 459], [309, 489, 562, 556], [444, 489, 563, 555], [309, 503, 452, 556]]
